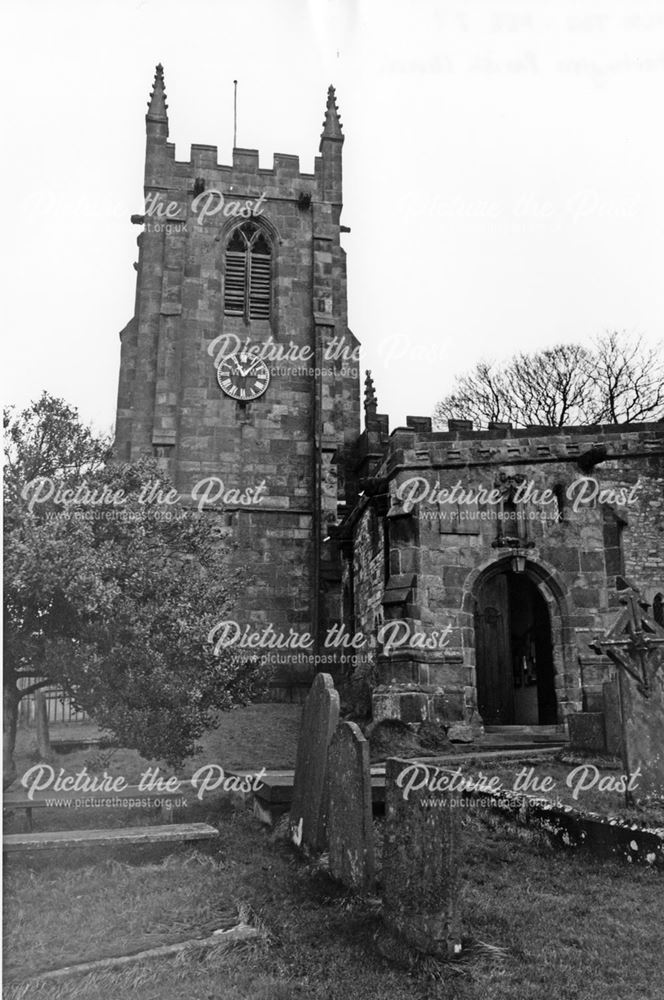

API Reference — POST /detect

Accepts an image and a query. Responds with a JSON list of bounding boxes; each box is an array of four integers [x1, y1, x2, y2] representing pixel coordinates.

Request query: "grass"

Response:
[[6, 717, 663, 998], [6, 705, 302, 836], [13, 702, 303, 781], [4, 802, 663, 1000], [4, 847, 238, 978]]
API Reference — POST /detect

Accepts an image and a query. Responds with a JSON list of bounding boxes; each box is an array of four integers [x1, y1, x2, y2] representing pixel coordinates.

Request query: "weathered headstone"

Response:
[[289, 673, 340, 853], [602, 678, 623, 756], [591, 579, 664, 803], [568, 712, 606, 752], [615, 666, 664, 802], [381, 757, 462, 959], [35, 690, 51, 760], [328, 721, 375, 893]]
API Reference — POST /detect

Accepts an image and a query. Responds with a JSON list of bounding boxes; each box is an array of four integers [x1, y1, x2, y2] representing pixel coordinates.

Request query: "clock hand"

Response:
[[243, 356, 261, 377]]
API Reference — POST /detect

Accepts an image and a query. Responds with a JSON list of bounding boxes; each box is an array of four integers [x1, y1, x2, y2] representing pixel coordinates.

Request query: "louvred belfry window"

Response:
[[224, 222, 272, 321]]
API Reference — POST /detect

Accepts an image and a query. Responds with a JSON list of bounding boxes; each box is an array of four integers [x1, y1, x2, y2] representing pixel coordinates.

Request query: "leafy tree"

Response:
[[434, 333, 664, 430], [3, 397, 267, 785], [4, 391, 111, 490]]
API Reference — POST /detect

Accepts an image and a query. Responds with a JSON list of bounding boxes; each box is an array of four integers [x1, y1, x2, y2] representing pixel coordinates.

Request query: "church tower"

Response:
[[115, 66, 361, 692]]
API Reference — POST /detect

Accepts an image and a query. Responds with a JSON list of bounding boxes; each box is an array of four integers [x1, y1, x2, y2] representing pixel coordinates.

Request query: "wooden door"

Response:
[[474, 573, 514, 724]]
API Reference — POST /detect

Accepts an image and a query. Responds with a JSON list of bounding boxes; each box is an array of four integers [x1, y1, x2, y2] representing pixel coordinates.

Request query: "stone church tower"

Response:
[[115, 66, 360, 693], [114, 67, 664, 742]]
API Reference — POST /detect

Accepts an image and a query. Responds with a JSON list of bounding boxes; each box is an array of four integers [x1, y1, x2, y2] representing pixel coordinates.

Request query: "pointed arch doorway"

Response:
[[474, 567, 558, 726]]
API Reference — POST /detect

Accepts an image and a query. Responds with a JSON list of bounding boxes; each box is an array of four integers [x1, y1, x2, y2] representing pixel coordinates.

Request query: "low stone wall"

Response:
[[462, 788, 664, 868]]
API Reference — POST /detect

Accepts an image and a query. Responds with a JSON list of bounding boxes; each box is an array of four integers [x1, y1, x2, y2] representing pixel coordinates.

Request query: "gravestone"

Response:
[[602, 678, 623, 757], [591, 579, 664, 803], [289, 673, 340, 853], [381, 757, 462, 959], [568, 712, 606, 752], [328, 722, 375, 893], [615, 667, 664, 802]]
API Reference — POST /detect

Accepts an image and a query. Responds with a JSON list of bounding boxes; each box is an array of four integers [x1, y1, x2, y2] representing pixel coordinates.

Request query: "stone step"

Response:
[[485, 725, 561, 735], [482, 726, 567, 747]]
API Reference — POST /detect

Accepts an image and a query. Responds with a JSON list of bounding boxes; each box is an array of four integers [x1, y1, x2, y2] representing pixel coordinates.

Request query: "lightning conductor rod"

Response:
[[233, 80, 238, 148]]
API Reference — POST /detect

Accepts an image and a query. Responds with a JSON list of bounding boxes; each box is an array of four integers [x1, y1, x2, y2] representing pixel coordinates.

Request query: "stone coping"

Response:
[[458, 787, 664, 868]]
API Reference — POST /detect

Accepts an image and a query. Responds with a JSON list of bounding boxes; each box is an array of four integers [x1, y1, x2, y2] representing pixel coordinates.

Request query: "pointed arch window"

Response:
[[224, 222, 272, 321]]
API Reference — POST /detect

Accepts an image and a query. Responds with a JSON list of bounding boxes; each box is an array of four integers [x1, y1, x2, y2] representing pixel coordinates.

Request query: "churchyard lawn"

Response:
[[4, 800, 663, 999], [10, 702, 303, 788], [5, 710, 663, 998]]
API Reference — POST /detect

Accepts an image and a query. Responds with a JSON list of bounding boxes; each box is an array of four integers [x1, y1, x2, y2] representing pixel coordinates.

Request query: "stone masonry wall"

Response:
[[115, 73, 360, 689], [346, 422, 664, 730]]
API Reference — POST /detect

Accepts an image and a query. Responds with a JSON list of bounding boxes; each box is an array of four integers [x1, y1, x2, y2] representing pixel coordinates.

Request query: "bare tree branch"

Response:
[[433, 334, 664, 429]]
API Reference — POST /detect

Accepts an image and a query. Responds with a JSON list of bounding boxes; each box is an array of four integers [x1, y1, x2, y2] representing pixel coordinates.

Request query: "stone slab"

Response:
[[381, 757, 462, 959], [328, 722, 375, 892], [3, 823, 218, 853], [591, 584, 664, 804], [253, 748, 563, 809], [602, 679, 623, 756], [618, 667, 664, 802], [289, 673, 340, 853], [568, 712, 606, 752]]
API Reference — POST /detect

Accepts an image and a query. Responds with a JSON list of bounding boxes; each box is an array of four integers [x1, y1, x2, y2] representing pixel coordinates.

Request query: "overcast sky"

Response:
[[3, 0, 663, 434]]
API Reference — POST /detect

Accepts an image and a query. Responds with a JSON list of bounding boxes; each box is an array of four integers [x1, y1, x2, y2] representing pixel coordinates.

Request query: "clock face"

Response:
[[216, 351, 270, 401]]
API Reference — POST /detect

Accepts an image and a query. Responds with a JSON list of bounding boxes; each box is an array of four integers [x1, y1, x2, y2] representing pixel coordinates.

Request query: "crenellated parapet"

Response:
[[382, 421, 664, 474], [142, 67, 342, 221]]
